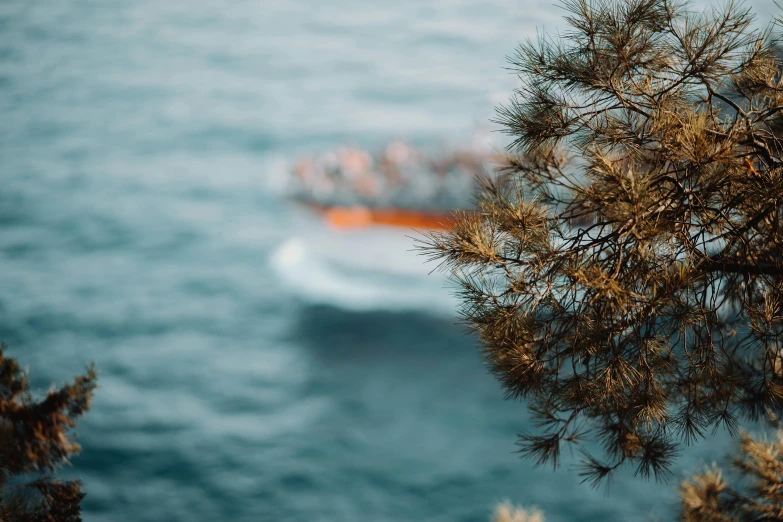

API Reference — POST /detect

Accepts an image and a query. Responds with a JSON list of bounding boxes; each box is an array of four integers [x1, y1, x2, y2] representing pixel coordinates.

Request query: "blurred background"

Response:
[[0, 1, 778, 521]]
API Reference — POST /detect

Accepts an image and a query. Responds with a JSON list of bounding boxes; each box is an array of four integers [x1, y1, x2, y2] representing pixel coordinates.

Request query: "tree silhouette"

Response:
[[422, 0, 783, 485]]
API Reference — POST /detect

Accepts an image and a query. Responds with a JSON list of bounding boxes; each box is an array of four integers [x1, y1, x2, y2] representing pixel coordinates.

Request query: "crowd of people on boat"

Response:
[[288, 136, 497, 211]]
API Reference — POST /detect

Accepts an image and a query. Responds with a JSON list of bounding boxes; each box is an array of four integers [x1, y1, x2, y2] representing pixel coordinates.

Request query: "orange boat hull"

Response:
[[300, 202, 453, 230]]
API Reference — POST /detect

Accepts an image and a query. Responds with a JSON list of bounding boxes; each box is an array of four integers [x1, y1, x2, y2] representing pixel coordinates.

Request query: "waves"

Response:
[[269, 225, 459, 317]]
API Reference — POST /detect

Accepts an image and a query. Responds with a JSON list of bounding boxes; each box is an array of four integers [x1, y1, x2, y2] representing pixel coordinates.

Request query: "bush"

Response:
[[0, 345, 97, 521]]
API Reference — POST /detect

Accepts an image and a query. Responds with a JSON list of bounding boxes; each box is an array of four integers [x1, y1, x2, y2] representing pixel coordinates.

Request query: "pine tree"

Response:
[[422, 0, 783, 485], [680, 423, 783, 521], [0, 344, 97, 521], [487, 425, 783, 521]]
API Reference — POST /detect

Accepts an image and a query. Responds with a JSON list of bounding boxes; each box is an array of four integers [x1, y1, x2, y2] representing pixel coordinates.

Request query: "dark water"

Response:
[[1, 1, 778, 521]]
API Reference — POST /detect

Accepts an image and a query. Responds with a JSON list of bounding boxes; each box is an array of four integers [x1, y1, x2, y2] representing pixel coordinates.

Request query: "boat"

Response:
[[285, 138, 495, 231], [270, 136, 495, 314]]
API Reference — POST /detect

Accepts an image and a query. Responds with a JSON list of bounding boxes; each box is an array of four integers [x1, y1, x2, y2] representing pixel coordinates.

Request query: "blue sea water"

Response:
[[0, 1, 780, 521]]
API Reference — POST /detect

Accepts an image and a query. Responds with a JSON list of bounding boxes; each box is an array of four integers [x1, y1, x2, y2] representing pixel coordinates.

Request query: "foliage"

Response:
[[0, 344, 97, 521], [491, 501, 545, 522], [680, 426, 783, 522], [422, 0, 783, 485], [489, 425, 783, 521]]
